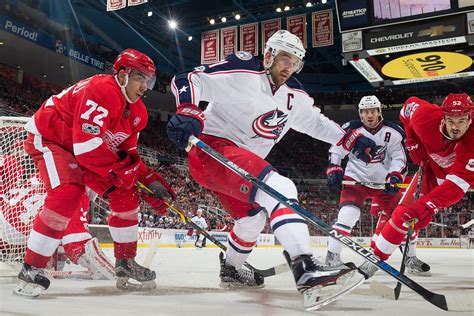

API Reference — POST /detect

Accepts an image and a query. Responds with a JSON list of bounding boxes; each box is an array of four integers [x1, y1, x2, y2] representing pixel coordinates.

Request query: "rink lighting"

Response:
[[147, 11, 153, 17], [221, 17, 227, 23], [188, 36, 193, 41], [209, 18, 215, 25], [235, 14, 241, 20], [284, 6, 290, 11], [322, 0, 327, 3], [0, 41, 4, 45], [168, 20, 177, 29], [276, 7, 282, 12], [306, 2, 313, 7]]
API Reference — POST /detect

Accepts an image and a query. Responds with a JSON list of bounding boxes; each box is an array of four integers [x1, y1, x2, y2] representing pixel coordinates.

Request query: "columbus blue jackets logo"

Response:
[[252, 110, 288, 140], [371, 145, 387, 163]]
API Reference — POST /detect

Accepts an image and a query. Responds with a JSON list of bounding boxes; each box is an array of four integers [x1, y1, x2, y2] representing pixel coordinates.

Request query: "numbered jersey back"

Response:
[[0, 117, 45, 268]]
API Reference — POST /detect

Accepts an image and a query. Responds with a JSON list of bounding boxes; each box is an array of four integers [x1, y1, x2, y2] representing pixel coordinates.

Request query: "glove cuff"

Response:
[[177, 103, 205, 129], [337, 129, 362, 151], [386, 171, 403, 182], [326, 165, 343, 175]]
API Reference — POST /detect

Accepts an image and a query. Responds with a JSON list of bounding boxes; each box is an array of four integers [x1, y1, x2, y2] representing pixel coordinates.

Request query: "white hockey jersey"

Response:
[[191, 215, 208, 230], [329, 120, 407, 189], [171, 51, 345, 158]]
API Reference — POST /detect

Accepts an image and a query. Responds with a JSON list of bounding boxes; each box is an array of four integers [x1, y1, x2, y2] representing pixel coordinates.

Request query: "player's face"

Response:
[[120, 70, 148, 102], [269, 52, 300, 86], [359, 108, 381, 129], [443, 115, 471, 140]]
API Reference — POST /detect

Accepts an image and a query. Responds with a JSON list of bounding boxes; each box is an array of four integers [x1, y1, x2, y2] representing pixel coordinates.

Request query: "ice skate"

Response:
[[284, 250, 364, 311], [325, 251, 345, 268], [358, 261, 379, 279], [115, 259, 156, 291], [405, 256, 431, 276], [13, 263, 50, 298], [219, 252, 264, 289]]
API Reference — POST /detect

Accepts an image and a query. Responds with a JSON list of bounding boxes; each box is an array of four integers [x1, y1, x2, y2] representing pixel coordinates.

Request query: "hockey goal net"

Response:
[[0, 116, 45, 278]]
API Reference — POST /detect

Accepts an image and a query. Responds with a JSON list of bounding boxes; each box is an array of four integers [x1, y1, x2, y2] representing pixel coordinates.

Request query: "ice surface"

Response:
[[1, 247, 473, 315]]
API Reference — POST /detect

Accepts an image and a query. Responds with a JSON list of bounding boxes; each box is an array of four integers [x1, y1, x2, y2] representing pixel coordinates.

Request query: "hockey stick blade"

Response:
[[188, 135, 474, 312]]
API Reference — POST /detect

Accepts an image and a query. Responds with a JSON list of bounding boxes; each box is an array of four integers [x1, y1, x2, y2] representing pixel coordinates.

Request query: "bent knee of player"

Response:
[[233, 211, 267, 241], [255, 171, 297, 211]]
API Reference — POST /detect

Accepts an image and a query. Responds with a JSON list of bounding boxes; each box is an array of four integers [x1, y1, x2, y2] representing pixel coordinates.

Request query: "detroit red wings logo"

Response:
[[252, 110, 288, 139]]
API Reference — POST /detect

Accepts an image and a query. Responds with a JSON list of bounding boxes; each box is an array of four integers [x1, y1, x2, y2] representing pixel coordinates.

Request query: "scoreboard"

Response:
[[335, 0, 474, 86]]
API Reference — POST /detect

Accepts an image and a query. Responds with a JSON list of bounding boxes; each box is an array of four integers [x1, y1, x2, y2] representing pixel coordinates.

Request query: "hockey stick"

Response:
[[343, 181, 474, 192], [188, 135, 474, 312], [46, 270, 94, 279], [136, 182, 289, 278]]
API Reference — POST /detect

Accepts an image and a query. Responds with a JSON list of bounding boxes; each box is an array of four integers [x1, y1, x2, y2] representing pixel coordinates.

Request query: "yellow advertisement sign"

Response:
[[381, 52, 472, 79]]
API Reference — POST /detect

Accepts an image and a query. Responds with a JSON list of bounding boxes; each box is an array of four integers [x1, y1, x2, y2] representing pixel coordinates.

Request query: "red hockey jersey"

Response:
[[25, 74, 148, 178], [400, 97, 474, 208]]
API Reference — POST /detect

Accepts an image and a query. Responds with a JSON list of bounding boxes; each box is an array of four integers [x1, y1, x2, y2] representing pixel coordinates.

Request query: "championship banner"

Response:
[[201, 30, 220, 64], [127, 0, 148, 6], [221, 26, 238, 60], [240, 23, 258, 56], [312, 10, 334, 47], [261, 18, 281, 54], [287, 14, 307, 48], [107, 0, 126, 11]]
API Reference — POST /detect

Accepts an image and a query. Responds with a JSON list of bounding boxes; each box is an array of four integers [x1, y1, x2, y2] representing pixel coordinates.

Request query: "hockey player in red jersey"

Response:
[[360, 93, 474, 278], [14, 49, 175, 297], [166, 30, 377, 310]]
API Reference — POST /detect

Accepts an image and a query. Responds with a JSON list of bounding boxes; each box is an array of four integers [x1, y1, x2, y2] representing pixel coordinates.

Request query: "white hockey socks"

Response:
[[328, 205, 360, 255], [77, 238, 115, 280]]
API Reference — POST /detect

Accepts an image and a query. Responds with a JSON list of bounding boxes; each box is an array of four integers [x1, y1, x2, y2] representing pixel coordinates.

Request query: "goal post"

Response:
[[0, 116, 45, 280]]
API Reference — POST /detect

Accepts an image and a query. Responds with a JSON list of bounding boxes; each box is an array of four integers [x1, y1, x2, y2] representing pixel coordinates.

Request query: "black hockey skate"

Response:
[[115, 259, 157, 291], [219, 252, 264, 289], [405, 256, 431, 276], [13, 263, 50, 298], [284, 250, 365, 311]]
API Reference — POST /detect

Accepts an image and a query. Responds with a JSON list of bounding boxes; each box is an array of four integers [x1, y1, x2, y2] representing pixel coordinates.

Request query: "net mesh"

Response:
[[0, 116, 45, 268]]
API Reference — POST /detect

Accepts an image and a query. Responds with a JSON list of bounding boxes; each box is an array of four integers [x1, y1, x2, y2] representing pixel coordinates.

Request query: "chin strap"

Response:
[[439, 120, 453, 141], [114, 74, 134, 103]]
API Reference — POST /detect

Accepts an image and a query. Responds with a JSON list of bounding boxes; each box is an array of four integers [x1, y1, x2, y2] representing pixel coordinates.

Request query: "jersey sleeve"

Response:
[[171, 52, 262, 108], [427, 134, 474, 208], [71, 82, 126, 177], [384, 121, 408, 174], [290, 92, 346, 146], [328, 121, 354, 165]]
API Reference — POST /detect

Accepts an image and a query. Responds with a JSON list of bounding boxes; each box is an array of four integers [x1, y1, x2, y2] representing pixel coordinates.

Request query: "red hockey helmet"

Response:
[[113, 48, 156, 89], [441, 93, 473, 117]]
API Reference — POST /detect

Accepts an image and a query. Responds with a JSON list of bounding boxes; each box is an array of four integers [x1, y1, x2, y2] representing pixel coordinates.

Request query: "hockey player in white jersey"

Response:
[[324, 95, 430, 276], [166, 30, 377, 310], [179, 208, 208, 248]]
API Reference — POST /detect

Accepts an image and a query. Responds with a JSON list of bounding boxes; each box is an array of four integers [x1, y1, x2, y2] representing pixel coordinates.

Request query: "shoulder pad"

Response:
[[285, 76, 304, 90], [341, 120, 363, 131], [383, 120, 405, 137]]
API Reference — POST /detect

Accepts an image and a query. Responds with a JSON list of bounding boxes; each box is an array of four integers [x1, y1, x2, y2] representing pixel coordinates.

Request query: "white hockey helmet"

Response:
[[264, 30, 305, 73], [358, 95, 382, 113], [196, 208, 203, 214]]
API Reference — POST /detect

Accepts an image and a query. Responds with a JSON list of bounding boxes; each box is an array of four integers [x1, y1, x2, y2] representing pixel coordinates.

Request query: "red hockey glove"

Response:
[[337, 129, 376, 163], [384, 171, 403, 194], [109, 152, 141, 189], [139, 169, 176, 201], [391, 195, 439, 231], [405, 138, 429, 166]]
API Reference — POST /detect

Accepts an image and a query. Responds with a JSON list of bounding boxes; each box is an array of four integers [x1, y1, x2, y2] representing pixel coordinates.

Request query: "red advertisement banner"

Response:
[[240, 23, 258, 56], [312, 10, 334, 47], [201, 30, 220, 64], [287, 14, 307, 48], [261, 18, 281, 54], [220, 26, 238, 59]]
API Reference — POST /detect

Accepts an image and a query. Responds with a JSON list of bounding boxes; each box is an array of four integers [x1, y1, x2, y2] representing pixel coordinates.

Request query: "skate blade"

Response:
[[13, 280, 46, 298], [304, 271, 365, 311], [116, 277, 157, 291], [407, 268, 431, 277], [219, 281, 265, 290]]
